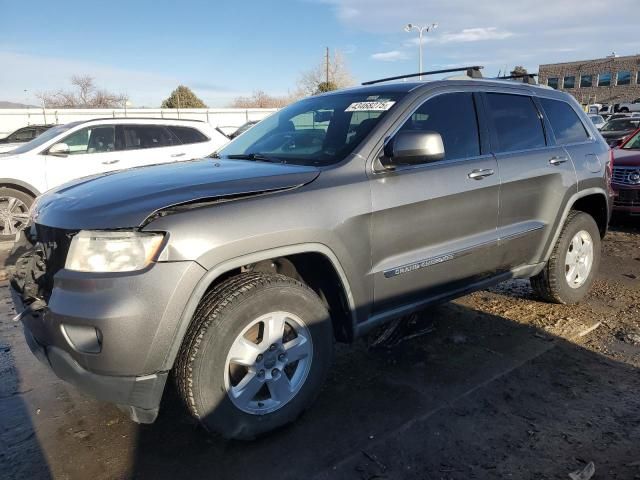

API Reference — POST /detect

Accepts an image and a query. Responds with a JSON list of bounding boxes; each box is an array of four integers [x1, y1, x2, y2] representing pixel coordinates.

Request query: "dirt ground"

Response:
[[0, 217, 638, 480]]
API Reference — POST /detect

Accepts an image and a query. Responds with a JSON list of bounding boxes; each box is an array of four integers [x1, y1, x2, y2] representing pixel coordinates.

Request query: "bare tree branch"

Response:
[[37, 75, 127, 108]]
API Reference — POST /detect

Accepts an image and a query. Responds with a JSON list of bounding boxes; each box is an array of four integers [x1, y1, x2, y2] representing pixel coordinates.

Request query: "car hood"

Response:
[[33, 158, 320, 230], [613, 148, 640, 167], [0, 142, 21, 154]]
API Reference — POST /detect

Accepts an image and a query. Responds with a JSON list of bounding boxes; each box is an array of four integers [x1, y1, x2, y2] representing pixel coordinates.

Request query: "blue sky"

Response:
[[1, 0, 639, 107]]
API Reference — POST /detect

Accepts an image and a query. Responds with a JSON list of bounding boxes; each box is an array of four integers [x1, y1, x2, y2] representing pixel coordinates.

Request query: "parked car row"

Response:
[[0, 124, 54, 153], [599, 117, 640, 147], [611, 127, 640, 214], [0, 118, 229, 239]]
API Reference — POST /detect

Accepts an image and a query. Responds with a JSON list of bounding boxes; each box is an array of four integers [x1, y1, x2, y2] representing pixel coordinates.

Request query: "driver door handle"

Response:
[[549, 156, 568, 165], [468, 168, 495, 180], [171, 153, 186, 158], [101, 159, 120, 165]]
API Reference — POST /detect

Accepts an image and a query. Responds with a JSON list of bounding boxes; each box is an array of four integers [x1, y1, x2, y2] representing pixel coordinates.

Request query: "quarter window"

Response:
[[540, 99, 590, 145], [547, 77, 559, 89], [580, 74, 593, 88], [598, 72, 611, 87], [563, 76, 575, 89], [398, 92, 480, 161], [169, 126, 208, 144], [485, 93, 546, 153], [120, 125, 179, 150], [61, 126, 116, 155], [617, 71, 631, 85]]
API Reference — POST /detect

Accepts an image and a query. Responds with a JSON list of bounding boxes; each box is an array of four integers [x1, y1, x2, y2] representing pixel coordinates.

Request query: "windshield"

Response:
[[9, 122, 82, 155], [216, 91, 405, 166], [622, 130, 640, 149], [601, 119, 640, 132]]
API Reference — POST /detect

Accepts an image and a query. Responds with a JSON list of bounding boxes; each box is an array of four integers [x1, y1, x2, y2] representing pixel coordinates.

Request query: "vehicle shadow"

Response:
[[609, 213, 640, 234], [127, 298, 640, 480], [0, 279, 52, 480]]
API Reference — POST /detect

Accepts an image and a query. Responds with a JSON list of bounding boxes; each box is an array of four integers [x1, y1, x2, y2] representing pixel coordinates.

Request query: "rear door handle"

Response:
[[101, 159, 120, 165], [549, 156, 568, 165], [468, 168, 495, 180], [171, 153, 186, 158]]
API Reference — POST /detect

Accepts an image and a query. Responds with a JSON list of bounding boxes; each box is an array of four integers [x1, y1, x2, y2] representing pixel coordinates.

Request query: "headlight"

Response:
[[65, 231, 166, 273]]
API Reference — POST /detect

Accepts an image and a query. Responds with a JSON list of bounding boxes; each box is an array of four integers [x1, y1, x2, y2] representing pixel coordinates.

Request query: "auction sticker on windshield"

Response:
[[345, 101, 395, 112]]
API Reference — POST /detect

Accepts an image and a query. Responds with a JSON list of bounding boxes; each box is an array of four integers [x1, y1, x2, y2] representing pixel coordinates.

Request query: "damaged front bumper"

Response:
[[11, 269, 167, 424], [10, 230, 205, 424]]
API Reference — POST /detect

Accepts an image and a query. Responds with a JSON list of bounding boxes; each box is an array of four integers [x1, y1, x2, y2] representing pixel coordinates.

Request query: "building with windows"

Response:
[[539, 54, 640, 105]]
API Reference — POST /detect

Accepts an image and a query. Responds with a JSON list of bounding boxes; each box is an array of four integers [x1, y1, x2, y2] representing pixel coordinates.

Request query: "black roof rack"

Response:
[[362, 66, 484, 86], [495, 73, 539, 85]]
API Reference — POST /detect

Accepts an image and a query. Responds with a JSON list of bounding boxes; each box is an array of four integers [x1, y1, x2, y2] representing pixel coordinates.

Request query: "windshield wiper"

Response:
[[225, 153, 286, 163]]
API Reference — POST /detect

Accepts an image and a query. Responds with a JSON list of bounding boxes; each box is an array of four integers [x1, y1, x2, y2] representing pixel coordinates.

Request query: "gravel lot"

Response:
[[1, 218, 638, 480]]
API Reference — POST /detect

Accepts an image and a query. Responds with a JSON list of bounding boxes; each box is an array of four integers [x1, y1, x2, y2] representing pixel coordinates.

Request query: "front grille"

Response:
[[612, 166, 640, 186], [614, 188, 640, 207]]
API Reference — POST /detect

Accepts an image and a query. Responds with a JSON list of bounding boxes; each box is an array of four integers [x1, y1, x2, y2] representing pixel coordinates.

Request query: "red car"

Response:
[[611, 128, 640, 214]]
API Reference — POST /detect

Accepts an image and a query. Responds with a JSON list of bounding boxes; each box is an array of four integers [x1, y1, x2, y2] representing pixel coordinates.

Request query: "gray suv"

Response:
[[12, 69, 612, 439]]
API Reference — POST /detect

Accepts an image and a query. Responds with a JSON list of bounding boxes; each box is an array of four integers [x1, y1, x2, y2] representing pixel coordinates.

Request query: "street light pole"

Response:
[[404, 23, 438, 80]]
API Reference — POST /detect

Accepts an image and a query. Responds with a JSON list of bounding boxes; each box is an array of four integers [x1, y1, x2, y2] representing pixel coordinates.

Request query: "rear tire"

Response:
[[0, 188, 34, 241], [175, 272, 333, 440], [530, 211, 601, 304]]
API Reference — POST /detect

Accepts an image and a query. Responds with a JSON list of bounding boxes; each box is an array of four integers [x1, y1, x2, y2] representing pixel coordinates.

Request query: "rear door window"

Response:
[[540, 98, 590, 145], [168, 126, 209, 144], [399, 92, 481, 161], [485, 93, 546, 153], [120, 125, 180, 150]]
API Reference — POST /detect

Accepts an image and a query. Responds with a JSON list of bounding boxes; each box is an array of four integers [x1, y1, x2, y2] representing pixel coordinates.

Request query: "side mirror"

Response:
[[48, 143, 70, 156], [381, 131, 445, 168]]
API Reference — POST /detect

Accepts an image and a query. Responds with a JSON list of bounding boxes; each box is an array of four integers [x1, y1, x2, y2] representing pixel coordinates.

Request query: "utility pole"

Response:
[[325, 47, 330, 85]]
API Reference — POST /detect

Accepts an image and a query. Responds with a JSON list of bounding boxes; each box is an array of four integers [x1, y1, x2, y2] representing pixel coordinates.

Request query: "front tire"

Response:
[[530, 211, 601, 304], [175, 272, 333, 440], [0, 188, 33, 241]]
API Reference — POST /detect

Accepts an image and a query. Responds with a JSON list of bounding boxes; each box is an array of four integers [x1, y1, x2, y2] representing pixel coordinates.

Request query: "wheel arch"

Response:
[[542, 187, 609, 262], [161, 243, 357, 371], [0, 178, 41, 198]]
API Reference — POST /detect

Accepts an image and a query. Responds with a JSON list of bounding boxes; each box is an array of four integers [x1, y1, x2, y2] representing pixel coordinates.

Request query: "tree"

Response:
[[37, 75, 127, 108], [161, 85, 207, 108], [229, 90, 297, 108], [510, 66, 528, 77], [315, 81, 338, 94], [297, 49, 354, 96]]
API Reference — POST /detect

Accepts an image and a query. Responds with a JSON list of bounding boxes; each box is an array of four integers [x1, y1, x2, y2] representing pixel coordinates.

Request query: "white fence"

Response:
[[0, 108, 279, 138]]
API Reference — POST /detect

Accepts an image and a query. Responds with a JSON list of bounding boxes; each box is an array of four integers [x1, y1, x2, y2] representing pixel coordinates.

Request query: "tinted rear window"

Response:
[[169, 126, 209, 144], [485, 93, 546, 153], [120, 125, 179, 150], [540, 98, 590, 145]]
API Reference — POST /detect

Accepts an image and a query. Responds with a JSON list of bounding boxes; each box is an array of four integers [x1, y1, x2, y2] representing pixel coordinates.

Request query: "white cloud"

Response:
[[315, 0, 640, 75], [371, 50, 409, 62], [432, 27, 514, 44]]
